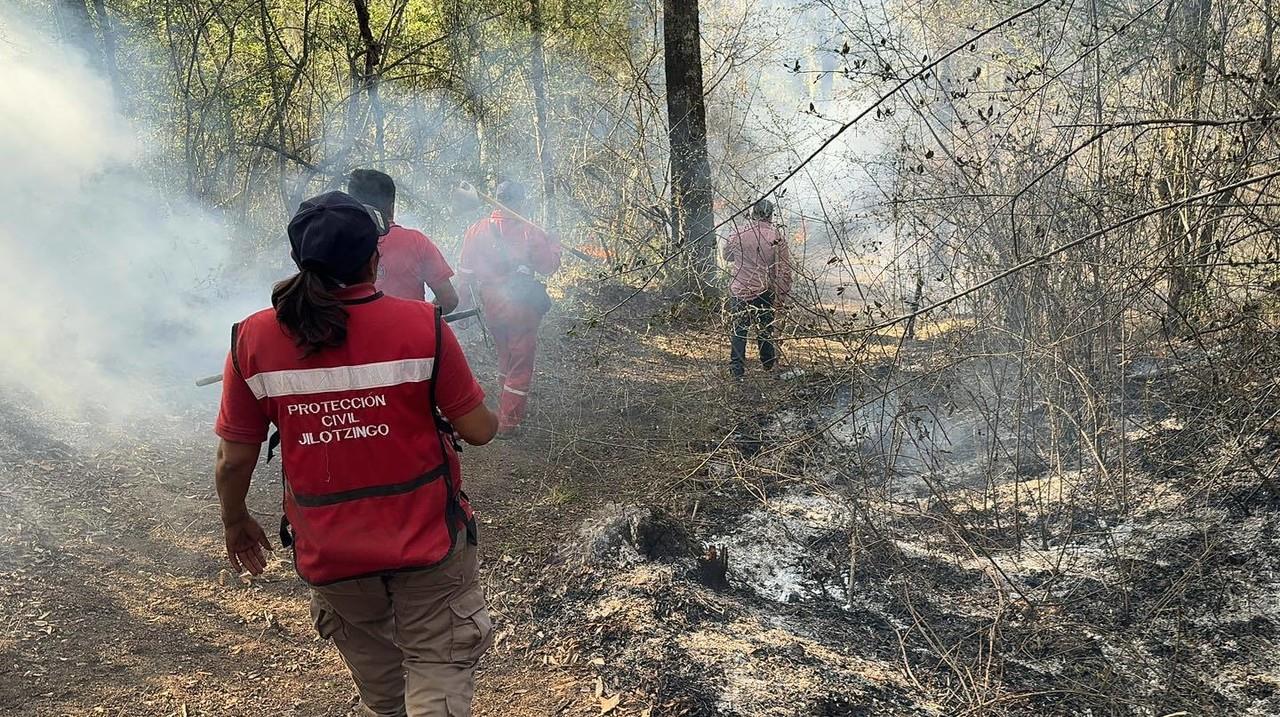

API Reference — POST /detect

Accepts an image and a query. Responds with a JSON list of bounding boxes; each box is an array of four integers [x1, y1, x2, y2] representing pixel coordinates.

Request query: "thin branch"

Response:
[[861, 168, 1280, 335]]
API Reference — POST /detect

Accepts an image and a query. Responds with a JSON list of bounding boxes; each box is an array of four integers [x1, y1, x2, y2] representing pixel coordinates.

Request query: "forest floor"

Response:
[[1, 283, 1278, 717]]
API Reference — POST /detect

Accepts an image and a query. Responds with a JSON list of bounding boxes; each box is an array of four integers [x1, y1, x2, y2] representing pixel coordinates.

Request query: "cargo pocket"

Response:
[[448, 586, 493, 664], [310, 595, 347, 641]]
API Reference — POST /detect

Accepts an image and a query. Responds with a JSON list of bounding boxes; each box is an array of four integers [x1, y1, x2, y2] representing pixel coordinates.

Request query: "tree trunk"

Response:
[[1162, 0, 1213, 328], [59, 0, 121, 100], [529, 0, 557, 226], [662, 0, 716, 286], [351, 0, 385, 159], [259, 0, 291, 211], [88, 0, 122, 102], [444, 0, 492, 185], [57, 0, 96, 53]]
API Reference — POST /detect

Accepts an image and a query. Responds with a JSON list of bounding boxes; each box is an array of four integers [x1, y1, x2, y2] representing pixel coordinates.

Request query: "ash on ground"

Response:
[[512, 362, 1280, 716]]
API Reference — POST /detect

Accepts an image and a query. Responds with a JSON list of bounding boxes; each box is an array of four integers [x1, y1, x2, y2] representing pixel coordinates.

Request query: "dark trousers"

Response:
[[729, 292, 778, 377]]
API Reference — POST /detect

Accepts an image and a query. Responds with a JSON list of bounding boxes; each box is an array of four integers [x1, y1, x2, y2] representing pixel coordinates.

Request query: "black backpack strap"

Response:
[[265, 430, 282, 463], [460, 489, 478, 546], [229, 322, 243, 377], [279, 514, 293, 548], [429, 306, 443, 416], [429, 307, 460, 447], [233, 320, 282, 464], [279, 463, 293, 550], [232, 320, 291, 549], [430, 307, 475, 544]]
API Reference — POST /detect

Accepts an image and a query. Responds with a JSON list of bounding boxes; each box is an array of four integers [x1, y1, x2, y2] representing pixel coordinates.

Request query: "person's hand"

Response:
[[224, 514, 272, 576]]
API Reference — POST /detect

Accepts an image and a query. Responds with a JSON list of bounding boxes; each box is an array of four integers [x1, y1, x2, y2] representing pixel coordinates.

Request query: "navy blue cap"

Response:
[[287, 191, 390, 281]]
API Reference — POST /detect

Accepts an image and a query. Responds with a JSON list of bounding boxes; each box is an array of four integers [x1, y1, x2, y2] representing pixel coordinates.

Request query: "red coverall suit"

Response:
[[459, 211, 562, 430]]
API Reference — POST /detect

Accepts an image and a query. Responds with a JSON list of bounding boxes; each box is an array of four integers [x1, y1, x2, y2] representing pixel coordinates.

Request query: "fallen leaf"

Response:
[[600, 694, 621, 714]]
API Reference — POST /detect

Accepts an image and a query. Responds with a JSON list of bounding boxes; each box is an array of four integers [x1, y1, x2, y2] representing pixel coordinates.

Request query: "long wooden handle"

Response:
[[474, 189, 539, 230], [474, 189, 598, 264]]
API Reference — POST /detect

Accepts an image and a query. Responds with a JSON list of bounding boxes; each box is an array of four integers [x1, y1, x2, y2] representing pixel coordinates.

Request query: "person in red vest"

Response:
[[458, 180, 562, 436], [213, 191, 498, 717], [348, 169, 460, 312]]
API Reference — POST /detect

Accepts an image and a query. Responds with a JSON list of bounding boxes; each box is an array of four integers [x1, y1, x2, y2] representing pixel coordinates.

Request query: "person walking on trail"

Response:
[[213, 191, 499, 717], [458, 180, 562, 437], [348, 169, 460, 312], [722, 198, 793, 378]]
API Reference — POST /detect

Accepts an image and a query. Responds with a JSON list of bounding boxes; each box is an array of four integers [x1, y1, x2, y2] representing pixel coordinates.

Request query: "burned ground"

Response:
[[0, 287, 728, 716], [2, 290, 1279, 716]]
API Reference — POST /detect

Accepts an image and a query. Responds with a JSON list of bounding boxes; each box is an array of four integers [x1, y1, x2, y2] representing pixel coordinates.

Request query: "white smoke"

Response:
[[701, 0, 891, 307], [0, 11, 260, 424]]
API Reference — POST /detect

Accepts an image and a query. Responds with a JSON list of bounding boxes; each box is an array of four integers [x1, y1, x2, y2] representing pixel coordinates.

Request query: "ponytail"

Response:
[[272, 270, 349, 357]]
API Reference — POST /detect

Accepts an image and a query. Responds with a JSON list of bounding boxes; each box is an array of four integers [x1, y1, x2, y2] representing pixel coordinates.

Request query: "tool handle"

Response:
[[474, 189, 599, 264], [566, 246, 596, 263], [195, 373, 224, 387], [475, 189, 540, 231], [443, 307, 481, 323]]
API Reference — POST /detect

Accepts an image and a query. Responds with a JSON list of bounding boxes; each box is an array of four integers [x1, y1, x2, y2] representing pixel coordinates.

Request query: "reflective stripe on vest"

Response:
[[244, 358, 435, 400]]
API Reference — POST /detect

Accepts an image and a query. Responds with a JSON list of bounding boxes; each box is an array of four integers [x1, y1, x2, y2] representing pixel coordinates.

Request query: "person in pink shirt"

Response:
[[722, 199, 793, 378], [348, 170, 460, 312]]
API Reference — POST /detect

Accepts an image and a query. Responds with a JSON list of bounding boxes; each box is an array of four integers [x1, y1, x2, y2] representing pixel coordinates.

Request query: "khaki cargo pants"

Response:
[[310, 540, 494, 717]]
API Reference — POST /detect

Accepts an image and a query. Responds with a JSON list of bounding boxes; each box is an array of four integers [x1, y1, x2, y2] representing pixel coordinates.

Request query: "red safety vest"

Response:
[[230, 293, 469, 585]]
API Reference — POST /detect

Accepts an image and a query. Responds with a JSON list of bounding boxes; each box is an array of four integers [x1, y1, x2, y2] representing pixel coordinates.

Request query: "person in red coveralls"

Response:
[[458, 180, 561, 436], [213, 191, 498, 716], [348, 169, 459, 312]]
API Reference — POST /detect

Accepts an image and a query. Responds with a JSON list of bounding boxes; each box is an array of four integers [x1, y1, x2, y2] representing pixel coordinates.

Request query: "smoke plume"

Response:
[[0, 11, 258, 426]]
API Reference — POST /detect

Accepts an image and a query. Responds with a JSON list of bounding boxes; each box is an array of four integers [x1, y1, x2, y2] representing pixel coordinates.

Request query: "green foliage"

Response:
[[38, 0, 652, 261]]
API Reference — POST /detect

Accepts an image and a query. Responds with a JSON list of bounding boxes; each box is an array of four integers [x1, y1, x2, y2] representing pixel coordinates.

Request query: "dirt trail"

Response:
[[9, 285, 1273, 717], [0, 287, 735, 717]]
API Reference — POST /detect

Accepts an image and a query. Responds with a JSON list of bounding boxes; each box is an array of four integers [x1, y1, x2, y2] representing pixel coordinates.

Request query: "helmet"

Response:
[[450, 179, 480, 209], [495, 180, 527, 205]]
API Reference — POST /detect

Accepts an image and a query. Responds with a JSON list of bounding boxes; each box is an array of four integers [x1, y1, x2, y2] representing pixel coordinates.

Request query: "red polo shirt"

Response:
[[375, 223, 454, 302], [215, 284, 484, 445]]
